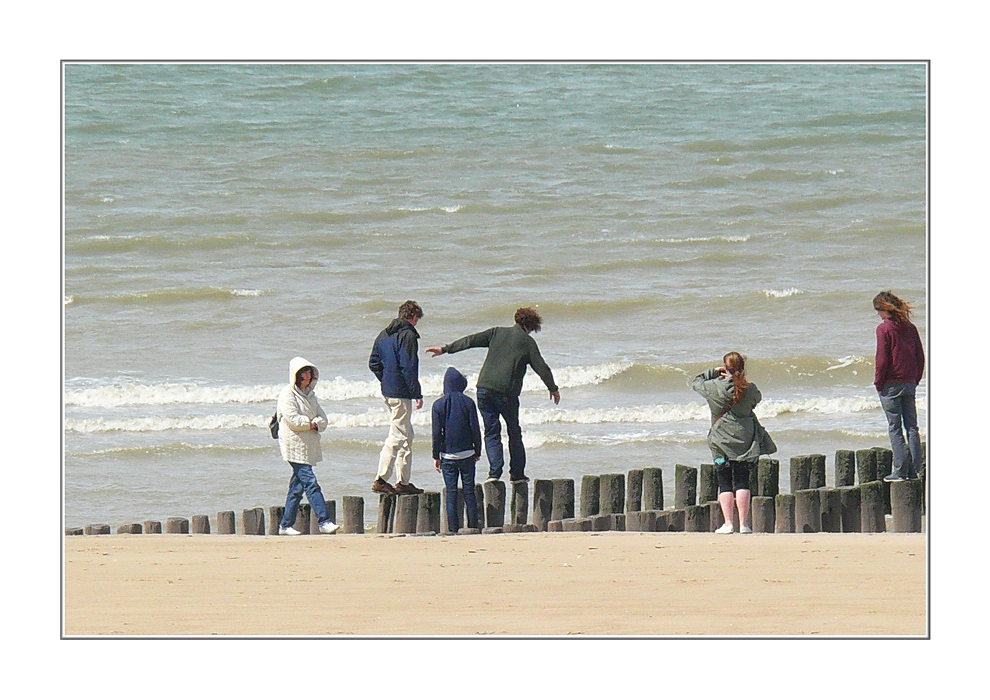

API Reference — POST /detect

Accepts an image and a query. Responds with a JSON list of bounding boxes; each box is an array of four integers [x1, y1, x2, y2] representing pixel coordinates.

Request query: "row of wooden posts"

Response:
[[67, 446, 926, 537]]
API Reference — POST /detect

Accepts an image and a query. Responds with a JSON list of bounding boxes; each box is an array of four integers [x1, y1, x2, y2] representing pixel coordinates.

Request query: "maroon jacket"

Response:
[[874, 318, 925, 391]]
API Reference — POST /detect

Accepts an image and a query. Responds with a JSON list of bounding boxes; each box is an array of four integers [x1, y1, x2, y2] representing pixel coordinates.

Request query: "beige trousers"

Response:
[[377, 398, 413, 484]]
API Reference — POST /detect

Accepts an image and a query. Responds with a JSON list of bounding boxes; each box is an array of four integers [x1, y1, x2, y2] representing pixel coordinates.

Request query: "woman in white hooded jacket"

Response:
[[276, 356, 339, 535]]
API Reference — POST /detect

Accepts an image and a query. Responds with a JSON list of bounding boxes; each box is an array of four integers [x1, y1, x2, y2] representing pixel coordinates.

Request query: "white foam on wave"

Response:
[[441, 205, 462, 213], [762, 288, 803, 298], [657, 235, 752, 244], [64, 362, 634, 408], [64, 296, 75, 306], [230, 289, 264, 297], [756, 396, 881, 418]]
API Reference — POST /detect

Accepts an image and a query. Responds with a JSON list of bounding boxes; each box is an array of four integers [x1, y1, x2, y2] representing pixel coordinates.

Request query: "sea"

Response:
[[63, 63, 927, 530]]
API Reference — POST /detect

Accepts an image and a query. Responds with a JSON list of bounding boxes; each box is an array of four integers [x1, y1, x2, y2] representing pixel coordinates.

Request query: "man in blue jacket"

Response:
[[369, 300, 425, 495]]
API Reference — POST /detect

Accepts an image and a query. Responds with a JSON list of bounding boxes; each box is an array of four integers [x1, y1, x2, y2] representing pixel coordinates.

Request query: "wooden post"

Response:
[[685, 505, 708, 532], [752, 496, 775, 533], [860, 482, 886, 533], [85, 524, 111, 535], [268, 506, 284, 535], [642, 468, 664, 511], [626, 469, 644, 512], [856, 449, 878, 484], [531, 479, 554, 531], [675, 465, 698, 508], [874, 447, 894, 514], [818, 488, 841, 532], [599, 473, 625, 515], [116, 523, 142, 534], [394, 494, 419, 534], [891, 480, 923, 532], [417, 491, 441, 534], [377, 494, 396, 534], [809, 454, 826, 489], [790, 456, 811, 493], [293, 504, 312, 534], [668, 509, 686, 532], [242, 509, 264, 535], [834, 450, 856, 487], [341, 496, 364, 534], [839, 486, 862, 532], [474, 484, 486, 529], [143, 520, 162, 534], [191, 515, 210, 534], [510, 481, 528, 525], [166, 517, 189, 534], [483, 481, 505, 528], [794, 490, 821, 533], [757, 457, 779, 497], [217, 511, 236, 534], [774, 494, 795, 533], [580, 475, 600, 517], [551, 479, 575, 522], [698, 463, 717, 504], [310, 500, 336, 533]]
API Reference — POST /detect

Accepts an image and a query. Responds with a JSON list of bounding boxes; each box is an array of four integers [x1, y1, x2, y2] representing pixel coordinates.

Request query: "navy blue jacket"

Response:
[[432, 367, 482, 460], [369, 318, 422, 400]]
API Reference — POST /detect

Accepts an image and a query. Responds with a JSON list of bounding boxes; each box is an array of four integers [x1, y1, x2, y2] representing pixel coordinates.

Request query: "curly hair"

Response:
[[514, 307, 543, 333], [397, 300, 424, 321], [722, 351, 750, 405], [873, 291, 913, 324]]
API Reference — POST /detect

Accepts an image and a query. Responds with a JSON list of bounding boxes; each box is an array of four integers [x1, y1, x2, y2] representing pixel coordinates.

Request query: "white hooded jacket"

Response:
[[277, 356, 328, 465]]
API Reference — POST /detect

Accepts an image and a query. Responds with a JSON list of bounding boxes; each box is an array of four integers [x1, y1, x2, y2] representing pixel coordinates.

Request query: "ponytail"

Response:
[[722, 351, 750, 405]]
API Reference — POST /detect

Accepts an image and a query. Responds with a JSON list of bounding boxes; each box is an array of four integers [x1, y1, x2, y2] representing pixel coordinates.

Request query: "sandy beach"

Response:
[[64, 531, 926, 637]]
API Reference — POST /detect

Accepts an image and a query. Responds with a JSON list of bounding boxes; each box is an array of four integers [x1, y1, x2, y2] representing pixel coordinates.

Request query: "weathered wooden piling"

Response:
[[268, 506, 284, 535], [674, 465, 698, 508], [699, 463, 718, 504], [859, 482, 886, 533], [757, 457, 779, 497], [341, 496, 364, 534], [310, 500, 336, 533], [626, 469, 643, 512], [685, 505, 708, 532], [818, 488, 841, 532], [794, 490, 821, 533], [707, 502, 724, 532], [774, 494, 795, 533], [563, 518, 593, 532], [483, 481, 505, 528], [809, 454, 827, 489], [642, 468, 664, 511], [835, 450, 856, 487], [474, 484, 486, 529], [85, 524, 111, 535], [217, 511, 236, 534], [116, 523, 142, 534], [752, 496, 775, 533], [293, 504, 312, 534], [626, 510, 656, 532], [417, 491, 441, 534], [790, 456, 811, 493], [191, 515, 210, 534], [551, 479, 575, 522], [242, 508, 265, 535], [143, 520, 162, 534], [510, 481, 529, 525], [891, 480, 923, 532], [66, 527, 84, 536], [579, 475, 600, 517], [856, 448, 877, 484], [599, 473, 625, 515], [591, 514, 613, 531], [874, 447, 894, 513], [548, 520, 564, 532], [166, 517, 190, 534], [532, 479, 554, 531], [378, 494, 397, 534], [838, 486, 862, 533], [394, 494, 419, 534]]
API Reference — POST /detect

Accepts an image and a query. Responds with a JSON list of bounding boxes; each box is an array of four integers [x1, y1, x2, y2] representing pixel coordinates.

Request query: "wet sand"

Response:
[[64, 531, 926, 636]]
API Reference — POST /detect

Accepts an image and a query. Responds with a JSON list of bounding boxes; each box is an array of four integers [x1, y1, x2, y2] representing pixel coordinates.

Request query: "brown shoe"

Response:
[[372, 478, 396, 495], [394, 482, 424, 495]]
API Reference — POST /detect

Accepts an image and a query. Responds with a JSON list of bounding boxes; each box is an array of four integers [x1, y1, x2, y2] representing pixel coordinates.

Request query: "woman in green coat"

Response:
[[691, 352, 763, 534]]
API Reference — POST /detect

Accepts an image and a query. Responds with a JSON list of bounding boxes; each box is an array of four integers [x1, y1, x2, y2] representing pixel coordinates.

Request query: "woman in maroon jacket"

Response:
[[873, 291, 925, 482]]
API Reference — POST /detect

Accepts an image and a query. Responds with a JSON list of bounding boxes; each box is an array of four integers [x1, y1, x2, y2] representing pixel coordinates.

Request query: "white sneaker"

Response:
[[318, 521, 340, 535], [739, 525, 753, 534], [278, 526, 301, 536], [715, 522, 734, 534]]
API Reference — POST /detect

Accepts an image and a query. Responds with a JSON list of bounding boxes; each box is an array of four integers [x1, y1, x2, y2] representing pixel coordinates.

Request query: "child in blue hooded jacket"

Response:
[[432, 367, 483, 533]]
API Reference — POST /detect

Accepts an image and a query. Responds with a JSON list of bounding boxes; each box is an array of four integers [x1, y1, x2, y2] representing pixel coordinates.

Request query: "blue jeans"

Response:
[[440, 457, 479, 532], [476, 388, 525, 481], [280, 462, 331, 529], [879, 383, 922, 479]]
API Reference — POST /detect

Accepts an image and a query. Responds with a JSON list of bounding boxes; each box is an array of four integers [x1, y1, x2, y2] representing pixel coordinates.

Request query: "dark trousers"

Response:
[[476, 387, 525, 481], [440, 457, 479, 532]]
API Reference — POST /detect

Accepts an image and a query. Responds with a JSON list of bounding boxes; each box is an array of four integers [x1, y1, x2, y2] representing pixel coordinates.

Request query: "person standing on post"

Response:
[[277, 356, 339, 535], [369, 300, 425, 496], [425, 307, 560, 484], [873, 291, 925, 482]]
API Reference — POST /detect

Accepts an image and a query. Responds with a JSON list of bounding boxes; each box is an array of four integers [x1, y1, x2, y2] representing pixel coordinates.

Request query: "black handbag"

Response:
[[268, 410, 279, 439]]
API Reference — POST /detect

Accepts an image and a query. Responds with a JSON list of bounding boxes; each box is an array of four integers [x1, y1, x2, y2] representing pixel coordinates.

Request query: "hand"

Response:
[[434, 459, 441, 472], [309, 421, 319, 431], [415, 399, 423, 410], [425, 346, 444, 357], [716, 367, 731, 380], [550, 390, 560, 405], [474, 455, 481, 462]]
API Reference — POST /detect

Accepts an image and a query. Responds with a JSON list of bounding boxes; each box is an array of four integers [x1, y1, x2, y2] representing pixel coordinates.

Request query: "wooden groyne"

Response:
[[66, 445, 925, 537]]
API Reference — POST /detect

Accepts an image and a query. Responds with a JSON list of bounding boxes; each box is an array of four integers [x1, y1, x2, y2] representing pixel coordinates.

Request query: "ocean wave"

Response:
[[67, 232, 255, 255], [761, 288, 803, 298], [68, 287, 269, 307]]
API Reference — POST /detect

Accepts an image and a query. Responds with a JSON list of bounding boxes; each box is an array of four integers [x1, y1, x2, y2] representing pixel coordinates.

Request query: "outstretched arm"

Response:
[[426, 328, 495, 357]]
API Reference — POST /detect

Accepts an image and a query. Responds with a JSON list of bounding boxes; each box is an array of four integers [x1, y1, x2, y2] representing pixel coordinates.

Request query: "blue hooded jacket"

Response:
[[431, 367, 482, 460], [369, 317, 422, 400]]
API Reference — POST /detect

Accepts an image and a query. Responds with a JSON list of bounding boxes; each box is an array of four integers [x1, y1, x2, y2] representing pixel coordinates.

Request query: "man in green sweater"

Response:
[[426, 307, 560, 484]]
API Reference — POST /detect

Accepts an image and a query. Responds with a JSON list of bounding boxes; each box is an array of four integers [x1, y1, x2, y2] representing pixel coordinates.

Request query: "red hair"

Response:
[[723, 352, 750, 405]]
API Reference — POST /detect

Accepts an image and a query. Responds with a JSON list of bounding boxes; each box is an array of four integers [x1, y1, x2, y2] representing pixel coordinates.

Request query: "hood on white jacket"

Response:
[[288, 356, 319, 394]]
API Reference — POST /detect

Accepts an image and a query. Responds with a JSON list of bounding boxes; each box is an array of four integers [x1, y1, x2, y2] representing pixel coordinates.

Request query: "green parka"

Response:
[[691, 368, 763, 462]]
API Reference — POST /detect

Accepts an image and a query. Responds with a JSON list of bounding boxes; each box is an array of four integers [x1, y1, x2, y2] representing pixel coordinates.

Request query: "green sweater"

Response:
[[442, 324, 558, 397]]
